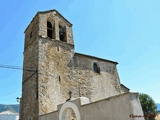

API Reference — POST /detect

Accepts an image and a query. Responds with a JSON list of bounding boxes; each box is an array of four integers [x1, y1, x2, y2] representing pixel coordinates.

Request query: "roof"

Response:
[[25, 9, 72, 32], [75, 52, 118, 64], [38, 9, 72, 25], [0, 110, 19, 115], [121, 84, 130, 91]]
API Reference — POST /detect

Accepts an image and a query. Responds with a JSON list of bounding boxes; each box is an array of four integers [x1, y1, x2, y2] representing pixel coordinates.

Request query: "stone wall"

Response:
[[21, 37, 39, 120], [38, 37, 75, 115], [70, 53, 122, 102], [38, 36, 122, 115], [24, 14, 39, 50], [21, 14, 40, 120]]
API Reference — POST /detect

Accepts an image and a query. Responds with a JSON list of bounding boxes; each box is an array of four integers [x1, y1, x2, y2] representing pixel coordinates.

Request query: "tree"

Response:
[[139, 93, 157, 120]]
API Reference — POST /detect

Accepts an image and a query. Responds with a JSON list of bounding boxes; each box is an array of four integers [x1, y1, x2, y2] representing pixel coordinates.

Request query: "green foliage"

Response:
[[139, 93, 157, 120], [0, 104, 19, 113]]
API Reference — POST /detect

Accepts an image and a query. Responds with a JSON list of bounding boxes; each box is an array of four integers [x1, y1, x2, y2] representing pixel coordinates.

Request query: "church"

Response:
[[20, 9, 144, 120]]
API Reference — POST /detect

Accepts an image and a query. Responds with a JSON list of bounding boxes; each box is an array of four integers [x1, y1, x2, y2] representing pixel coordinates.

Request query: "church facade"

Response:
[[20, 9, 143, 120]]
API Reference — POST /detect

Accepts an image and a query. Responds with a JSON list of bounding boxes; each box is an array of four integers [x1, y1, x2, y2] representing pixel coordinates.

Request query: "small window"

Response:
[[59, 25, 66, 42], [57, 47, 59, 51], [59, 76, 61, 81], [93, 63, 100, 73], [47, 21, 53, 39]]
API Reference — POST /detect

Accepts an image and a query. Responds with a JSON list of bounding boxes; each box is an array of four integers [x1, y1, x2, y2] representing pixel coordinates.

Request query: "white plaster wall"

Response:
[[39, 92, 144, 120], [80, 93, 144, 120], [39, 111, 58, 120]]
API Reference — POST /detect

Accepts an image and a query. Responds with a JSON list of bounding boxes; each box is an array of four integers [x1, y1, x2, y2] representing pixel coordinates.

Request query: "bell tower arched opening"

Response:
[[47, 21, 55, 39], [59, 25, 66, 42]]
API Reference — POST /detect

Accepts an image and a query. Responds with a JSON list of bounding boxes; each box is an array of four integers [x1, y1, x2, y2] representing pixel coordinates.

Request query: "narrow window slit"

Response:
[[59, 76, 61, 81]]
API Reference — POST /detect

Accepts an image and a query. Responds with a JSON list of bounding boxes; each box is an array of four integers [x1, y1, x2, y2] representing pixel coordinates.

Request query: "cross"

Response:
[[68, 91, 72, 99]]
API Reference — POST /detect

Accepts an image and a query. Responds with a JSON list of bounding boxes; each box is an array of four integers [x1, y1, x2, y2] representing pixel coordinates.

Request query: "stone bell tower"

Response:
[[20, 9, 74, 120], [21, 9, 124, 120]]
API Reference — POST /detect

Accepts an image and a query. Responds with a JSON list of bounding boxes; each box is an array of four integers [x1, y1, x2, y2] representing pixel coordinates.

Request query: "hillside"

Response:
[[0, 104, 19, 113]]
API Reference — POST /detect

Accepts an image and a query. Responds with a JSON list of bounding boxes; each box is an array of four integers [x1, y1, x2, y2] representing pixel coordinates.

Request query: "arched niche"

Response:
[[59, 102, 81, 120]]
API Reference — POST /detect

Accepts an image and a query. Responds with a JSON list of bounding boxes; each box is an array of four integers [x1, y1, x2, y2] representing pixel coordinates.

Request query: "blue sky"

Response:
[[0, 0, 160, 104]]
